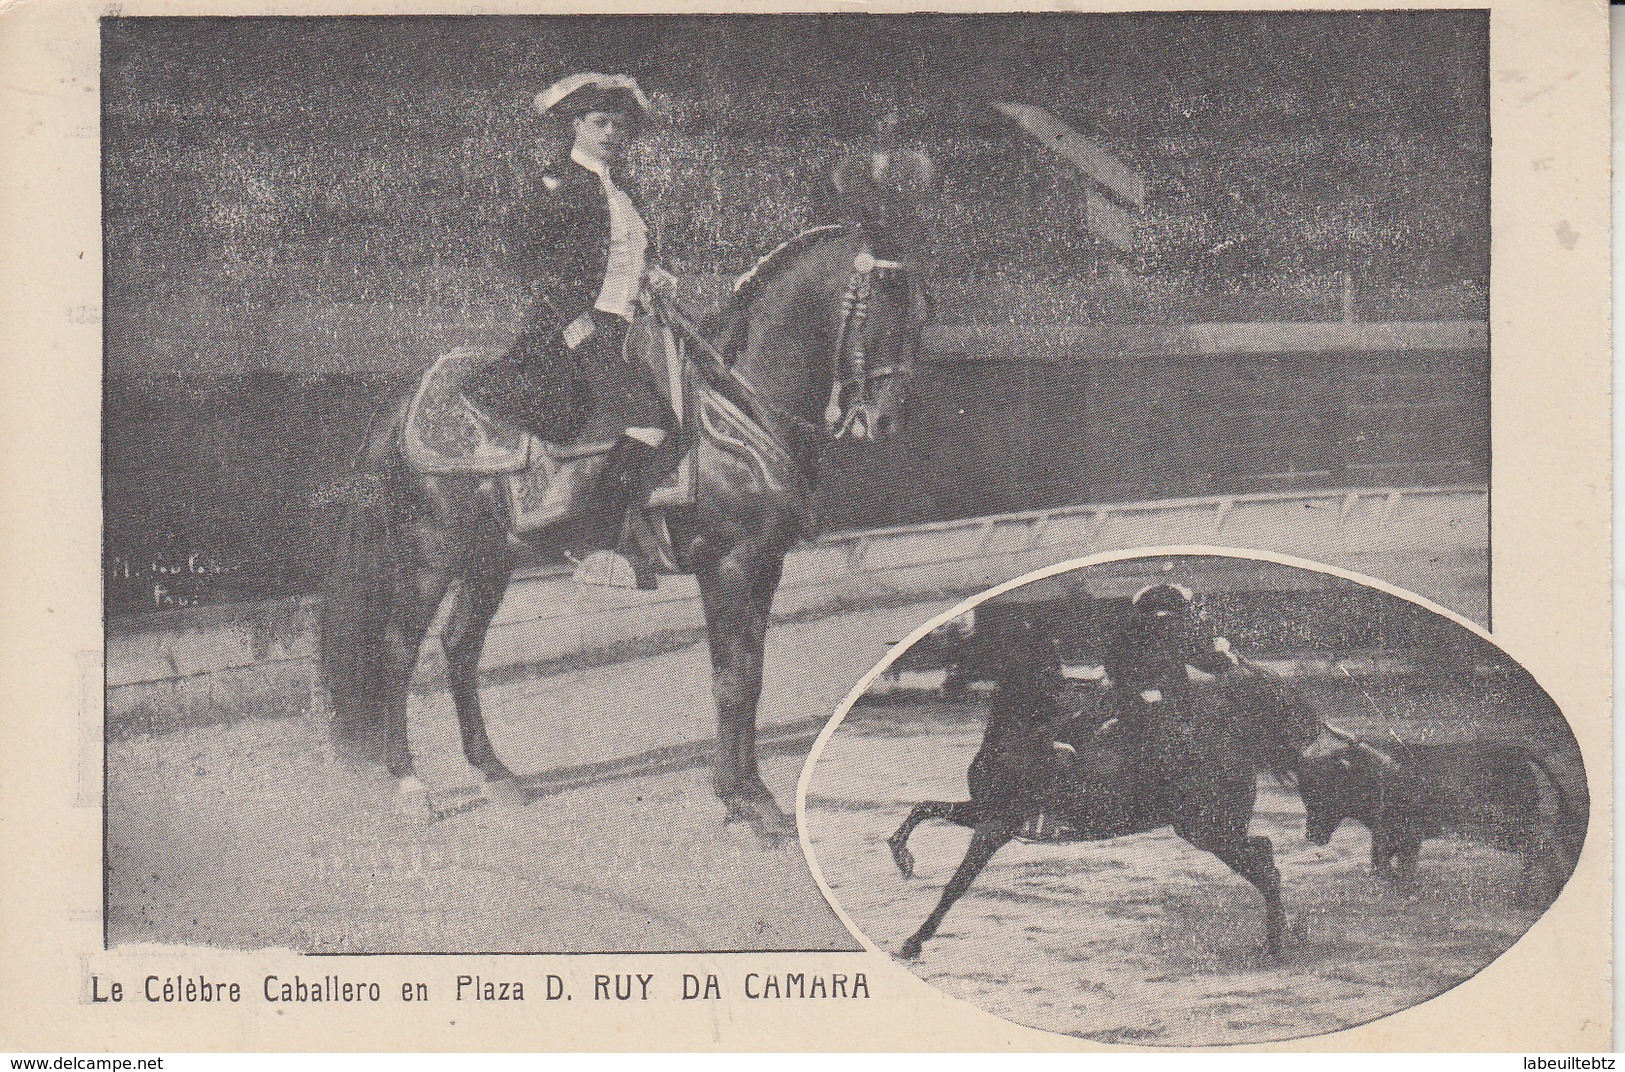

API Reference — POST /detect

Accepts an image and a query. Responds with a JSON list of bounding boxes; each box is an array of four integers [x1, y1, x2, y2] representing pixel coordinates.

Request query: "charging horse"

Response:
[[319, 166, 931, 844], [887, 662, 1332, 958]]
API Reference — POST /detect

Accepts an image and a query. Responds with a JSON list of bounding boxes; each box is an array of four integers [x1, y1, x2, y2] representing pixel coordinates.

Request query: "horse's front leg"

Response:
[[696, 540, 793, 845], [899, 818, 1014, 959], [888, 800, 980, 878]]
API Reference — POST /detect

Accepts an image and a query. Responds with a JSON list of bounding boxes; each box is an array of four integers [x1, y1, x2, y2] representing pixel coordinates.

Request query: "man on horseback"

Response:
[[329, 86, 933, 840], [1099, 582, 1240, 732], [464, 72, 678, 588]]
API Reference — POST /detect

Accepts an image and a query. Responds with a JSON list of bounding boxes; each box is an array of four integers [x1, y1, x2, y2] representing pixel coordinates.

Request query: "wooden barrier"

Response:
[[924, 319, 1487, 364], [106, 485, 1487, 736]]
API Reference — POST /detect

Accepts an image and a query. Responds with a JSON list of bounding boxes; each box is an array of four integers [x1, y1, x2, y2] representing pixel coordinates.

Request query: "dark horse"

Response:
[[886, 651, 1332, 958], [319, 161, 931, 844]]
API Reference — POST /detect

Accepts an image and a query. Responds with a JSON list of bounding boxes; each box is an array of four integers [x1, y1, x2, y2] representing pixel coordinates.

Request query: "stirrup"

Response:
[[573, 550, 657, 590]]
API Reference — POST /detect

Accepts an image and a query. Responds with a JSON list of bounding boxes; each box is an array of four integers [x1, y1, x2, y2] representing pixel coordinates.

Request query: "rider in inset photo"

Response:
[[1099, 582, 1241, 733]]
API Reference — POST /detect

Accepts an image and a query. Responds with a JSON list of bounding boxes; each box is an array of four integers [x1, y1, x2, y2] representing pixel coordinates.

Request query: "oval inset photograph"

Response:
[[800, 552, 1589, 1046]]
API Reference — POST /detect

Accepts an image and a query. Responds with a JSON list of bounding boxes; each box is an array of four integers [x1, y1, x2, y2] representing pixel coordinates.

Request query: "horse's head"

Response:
[[723, 154, 933, 445], [818, 150, 937, 442]]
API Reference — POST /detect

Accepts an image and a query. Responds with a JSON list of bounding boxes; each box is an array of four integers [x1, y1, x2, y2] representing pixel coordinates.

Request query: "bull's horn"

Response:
[[1321, 722, 1360, 744]]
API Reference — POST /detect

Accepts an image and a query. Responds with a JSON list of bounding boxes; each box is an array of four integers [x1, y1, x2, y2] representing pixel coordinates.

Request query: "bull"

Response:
[[1297, 729, 1581, 904]]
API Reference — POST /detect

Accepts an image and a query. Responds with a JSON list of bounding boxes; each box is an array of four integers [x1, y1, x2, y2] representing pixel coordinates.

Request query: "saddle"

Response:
[[401, 317, 696, 536], [400, 232, 848, 541]]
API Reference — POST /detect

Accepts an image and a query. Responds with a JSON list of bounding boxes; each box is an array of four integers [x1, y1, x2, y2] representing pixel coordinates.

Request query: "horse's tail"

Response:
[[317, 403, 410, 765]]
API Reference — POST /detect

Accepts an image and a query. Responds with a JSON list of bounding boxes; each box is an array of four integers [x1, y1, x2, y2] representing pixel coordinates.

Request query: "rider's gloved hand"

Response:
[[645, 265, 679, 301], [1213, 636, 1240, 666], [563, 313, 596, 351]]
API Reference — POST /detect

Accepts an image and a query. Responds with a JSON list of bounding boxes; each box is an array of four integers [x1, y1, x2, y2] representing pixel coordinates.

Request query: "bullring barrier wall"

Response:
[[106, 484, 1487, 737]]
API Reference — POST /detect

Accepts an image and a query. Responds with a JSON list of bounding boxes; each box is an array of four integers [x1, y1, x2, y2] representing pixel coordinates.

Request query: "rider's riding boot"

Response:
[[614, 515, 659, 591], [607, 439, 676, 590]]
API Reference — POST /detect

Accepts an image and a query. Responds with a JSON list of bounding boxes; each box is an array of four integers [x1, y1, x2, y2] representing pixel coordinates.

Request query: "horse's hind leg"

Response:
[[378, 557, 452, 821], [888, 801, 981, 878], [899, 820, 1013, 960], [441, 560, 520, 803]]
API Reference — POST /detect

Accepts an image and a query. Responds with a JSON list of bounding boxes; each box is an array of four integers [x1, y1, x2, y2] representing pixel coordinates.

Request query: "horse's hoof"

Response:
[[888, 840, 916, 879], [484, 776, 527, 808], [898, 938, 924, 960], [757, 828, 794, 849], [395, 776, 433, 822], [749, 812, 797, 848], [722, 796, 796, 847]]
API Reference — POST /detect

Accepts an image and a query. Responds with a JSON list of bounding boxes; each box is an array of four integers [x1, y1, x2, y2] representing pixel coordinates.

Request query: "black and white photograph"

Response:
[[801, 552, 1588, 1045], [99, 12, 1503, 959], [0, 0, 1605, 1053]]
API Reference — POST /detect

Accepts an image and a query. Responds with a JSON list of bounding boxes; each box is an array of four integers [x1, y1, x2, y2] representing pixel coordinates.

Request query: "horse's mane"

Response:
[[1223, 669, 1321, 783], [732, 225, 847, 302], [702, 225, 848, 360]]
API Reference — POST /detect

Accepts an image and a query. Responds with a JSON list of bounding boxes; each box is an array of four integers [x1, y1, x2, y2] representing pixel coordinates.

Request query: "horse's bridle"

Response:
[[822, 245, 925, 441]]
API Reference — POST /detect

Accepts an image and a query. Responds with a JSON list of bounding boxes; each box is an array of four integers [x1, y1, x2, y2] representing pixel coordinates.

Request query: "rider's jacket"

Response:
[[466, 153, 676, 445], [1102, 613, 1235, 701], [500, 156, 656, 338]]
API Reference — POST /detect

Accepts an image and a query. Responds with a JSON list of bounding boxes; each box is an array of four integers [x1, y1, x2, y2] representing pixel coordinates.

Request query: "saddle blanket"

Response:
[[402, 348, 541, 474], [402, 348, 694, 536]]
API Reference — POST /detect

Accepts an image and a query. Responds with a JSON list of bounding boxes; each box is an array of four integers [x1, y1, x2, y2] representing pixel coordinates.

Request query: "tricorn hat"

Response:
[[536, 73, 653, 125]]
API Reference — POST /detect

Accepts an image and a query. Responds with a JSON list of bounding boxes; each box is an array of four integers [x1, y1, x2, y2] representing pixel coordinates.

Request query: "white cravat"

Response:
[[571, 148, 647, 321]]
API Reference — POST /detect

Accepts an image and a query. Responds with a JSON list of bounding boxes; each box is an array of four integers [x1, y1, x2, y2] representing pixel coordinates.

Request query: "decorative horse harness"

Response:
[[819, 247, 918, 440]]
